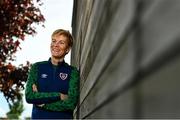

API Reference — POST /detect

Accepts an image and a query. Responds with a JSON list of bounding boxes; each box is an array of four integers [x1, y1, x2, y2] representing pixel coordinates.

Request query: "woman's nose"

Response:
[[52, 42, 59, 46]]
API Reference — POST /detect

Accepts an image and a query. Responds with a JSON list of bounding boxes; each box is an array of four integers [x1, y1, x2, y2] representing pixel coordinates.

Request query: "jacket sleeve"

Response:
[[42, 67, 80, 111], [25, 63, 60, 104]]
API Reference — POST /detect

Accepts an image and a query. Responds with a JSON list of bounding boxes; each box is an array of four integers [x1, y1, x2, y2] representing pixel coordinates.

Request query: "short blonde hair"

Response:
[[51, 29, 73, 47]]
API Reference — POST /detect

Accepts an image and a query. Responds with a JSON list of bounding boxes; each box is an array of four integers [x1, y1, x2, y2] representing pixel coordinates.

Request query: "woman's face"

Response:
[[50, 34, 70, 59]]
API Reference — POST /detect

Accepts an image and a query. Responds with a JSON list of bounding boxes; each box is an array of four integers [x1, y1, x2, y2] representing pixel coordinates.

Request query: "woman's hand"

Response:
[[32, 84, 38, 92], [32, 84, 45, 107], [60, 93, 68, 100]]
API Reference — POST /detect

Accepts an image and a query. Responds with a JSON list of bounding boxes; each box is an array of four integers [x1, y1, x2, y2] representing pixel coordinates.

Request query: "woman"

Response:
[[25, 29, 79, 119]]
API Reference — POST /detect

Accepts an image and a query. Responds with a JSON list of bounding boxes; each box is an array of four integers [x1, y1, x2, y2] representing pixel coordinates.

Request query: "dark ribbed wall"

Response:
[[71, 0, 180, 119]]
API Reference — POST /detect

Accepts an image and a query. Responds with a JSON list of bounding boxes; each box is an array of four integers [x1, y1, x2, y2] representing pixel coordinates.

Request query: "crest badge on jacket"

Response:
[[59, 73, 68, 80]]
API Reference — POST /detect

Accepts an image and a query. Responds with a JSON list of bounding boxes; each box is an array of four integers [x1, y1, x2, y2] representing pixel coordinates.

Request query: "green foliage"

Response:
[[6, 93, 24, 119]]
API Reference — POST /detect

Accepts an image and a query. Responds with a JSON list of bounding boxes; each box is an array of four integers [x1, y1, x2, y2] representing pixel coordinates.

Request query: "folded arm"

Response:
[[42, 67, 79, 111], [25, 63, 60, 104]]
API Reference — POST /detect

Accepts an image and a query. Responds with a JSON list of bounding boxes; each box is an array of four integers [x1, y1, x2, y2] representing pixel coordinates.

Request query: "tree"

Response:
[[6, 92, 24, 119], [0, 0, 45, 117], [0, 0, 45, 63], [0, 62, 30, 104]]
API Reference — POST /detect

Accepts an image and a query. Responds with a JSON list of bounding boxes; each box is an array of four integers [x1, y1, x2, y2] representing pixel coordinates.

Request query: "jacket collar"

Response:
[[48, 57, 65, 67]]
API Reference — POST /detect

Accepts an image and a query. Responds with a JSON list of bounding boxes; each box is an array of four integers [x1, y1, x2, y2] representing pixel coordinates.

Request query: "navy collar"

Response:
[[48, 58, 66, 67]]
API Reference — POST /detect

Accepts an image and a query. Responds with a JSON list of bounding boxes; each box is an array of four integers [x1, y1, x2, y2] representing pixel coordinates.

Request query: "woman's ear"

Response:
[[66, 47, 71, 54]]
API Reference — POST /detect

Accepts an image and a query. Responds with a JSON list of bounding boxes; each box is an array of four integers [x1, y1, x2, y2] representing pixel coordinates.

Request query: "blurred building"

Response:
[[71, 0, 180, 119]]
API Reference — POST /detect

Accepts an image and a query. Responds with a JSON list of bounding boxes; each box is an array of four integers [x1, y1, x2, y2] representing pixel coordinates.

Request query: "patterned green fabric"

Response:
[[25, 63, 60, 101], [42, 67, 79, 111]]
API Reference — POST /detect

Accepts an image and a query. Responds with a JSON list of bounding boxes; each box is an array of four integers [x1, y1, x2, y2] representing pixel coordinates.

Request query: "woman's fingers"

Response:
[[32, 84, 38, 92]]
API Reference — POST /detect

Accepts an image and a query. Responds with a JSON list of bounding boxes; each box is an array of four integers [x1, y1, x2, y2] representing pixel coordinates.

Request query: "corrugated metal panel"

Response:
[[71, 0, 180, 119]]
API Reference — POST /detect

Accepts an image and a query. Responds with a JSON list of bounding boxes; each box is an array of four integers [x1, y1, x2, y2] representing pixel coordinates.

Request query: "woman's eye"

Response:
[[59, 41, 65, 44], [52, 40, 56, 43]]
